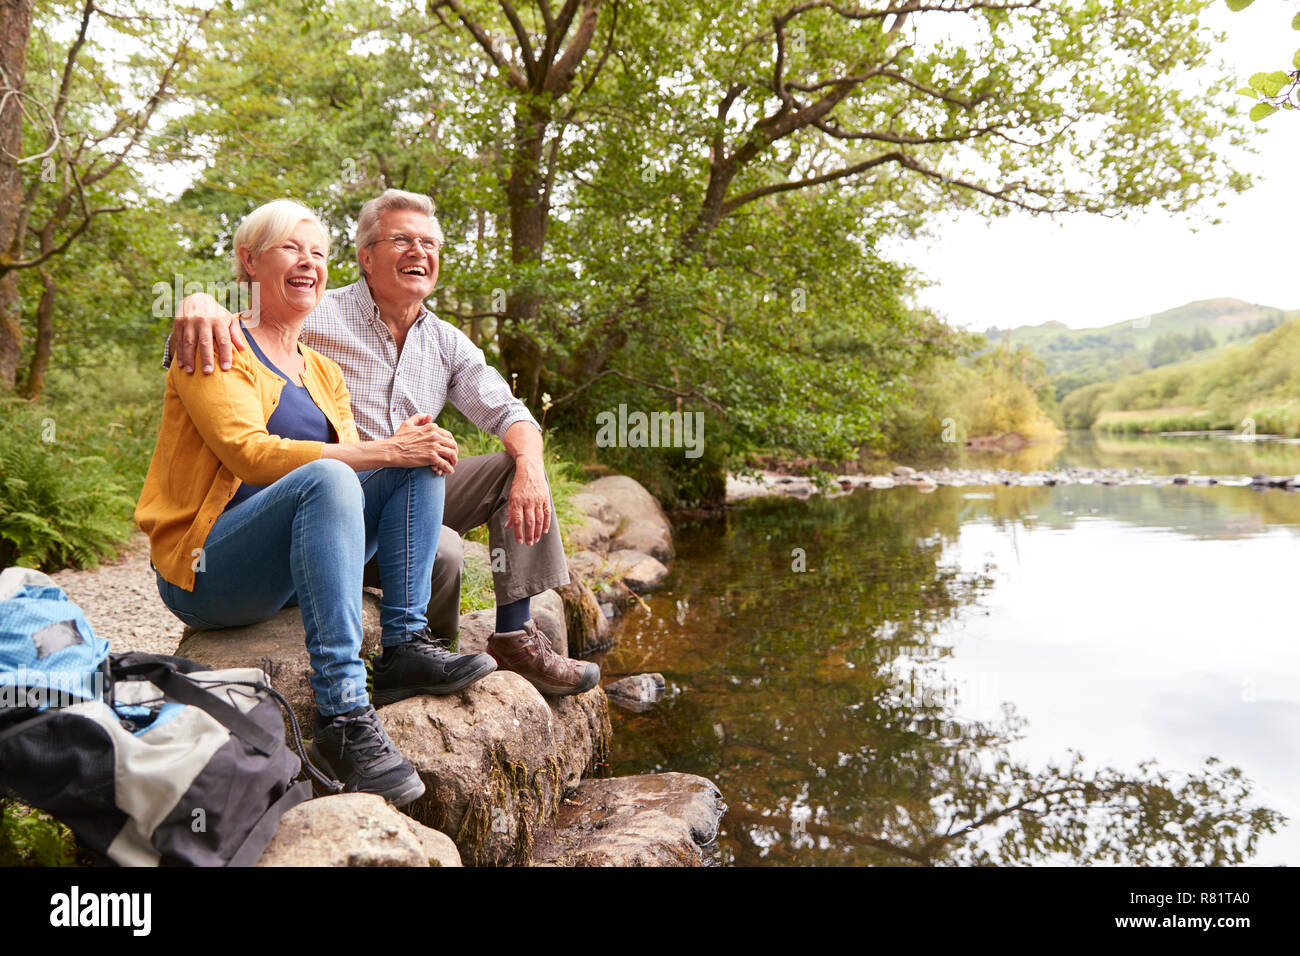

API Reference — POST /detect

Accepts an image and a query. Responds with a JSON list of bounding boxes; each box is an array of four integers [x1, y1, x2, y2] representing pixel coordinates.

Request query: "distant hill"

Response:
[[979, 298, 1296, 398], [1058, 312, 1300, 437]]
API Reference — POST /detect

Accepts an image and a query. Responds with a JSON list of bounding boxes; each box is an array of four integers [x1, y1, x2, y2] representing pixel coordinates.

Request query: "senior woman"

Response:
[[135, 199, 496, 807]]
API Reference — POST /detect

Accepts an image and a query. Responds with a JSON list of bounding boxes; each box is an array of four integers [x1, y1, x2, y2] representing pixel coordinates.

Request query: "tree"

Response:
[[1148, 330, 1191, 367], [0, 0, 211, 395], [0, 0, 35, 390], [427, 1, 1244, 366], [171, 0, 1251, 483]]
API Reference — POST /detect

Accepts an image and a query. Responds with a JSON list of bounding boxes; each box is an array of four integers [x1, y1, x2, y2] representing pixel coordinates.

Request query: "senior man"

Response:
[[165, 189, 598, 698]]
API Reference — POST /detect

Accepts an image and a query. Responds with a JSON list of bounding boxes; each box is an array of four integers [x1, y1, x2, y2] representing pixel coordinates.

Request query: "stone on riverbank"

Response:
[[605, 672, 667, 713], [605, 549, 669, 592], [257, 793, 461, 867], [530, 772, 727, 867], [583, 476, 675, 561], [379, 672, 611, 866], [567, 548, 667, 594], [569, 492, 619, 554]]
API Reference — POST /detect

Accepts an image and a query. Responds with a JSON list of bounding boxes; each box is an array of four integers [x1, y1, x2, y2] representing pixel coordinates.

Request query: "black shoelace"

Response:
[[331, 708, 394, 771]]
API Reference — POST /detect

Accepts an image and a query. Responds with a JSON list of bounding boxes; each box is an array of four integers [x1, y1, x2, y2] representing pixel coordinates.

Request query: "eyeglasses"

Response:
[[369, 234, 441, 254]]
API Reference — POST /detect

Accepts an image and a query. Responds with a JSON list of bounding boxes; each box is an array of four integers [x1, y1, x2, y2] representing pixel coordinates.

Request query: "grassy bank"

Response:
[[1062, 316, 1300, 436]]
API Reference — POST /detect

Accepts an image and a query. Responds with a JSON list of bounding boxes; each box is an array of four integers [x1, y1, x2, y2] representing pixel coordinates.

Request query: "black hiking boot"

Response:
[[308, 705, 425, 807], [371, 628, 497, 705]]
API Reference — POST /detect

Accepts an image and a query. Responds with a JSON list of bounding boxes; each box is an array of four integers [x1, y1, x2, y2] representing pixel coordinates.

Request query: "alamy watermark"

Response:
[[49, 886, 150, 936], [1, 669, 105, 710], [594, 404, 705, 459], [151, 275, 259, 319]]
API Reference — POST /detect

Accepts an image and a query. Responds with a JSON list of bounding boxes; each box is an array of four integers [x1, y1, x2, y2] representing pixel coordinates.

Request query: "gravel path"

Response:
[[47, 532, 185, 657]]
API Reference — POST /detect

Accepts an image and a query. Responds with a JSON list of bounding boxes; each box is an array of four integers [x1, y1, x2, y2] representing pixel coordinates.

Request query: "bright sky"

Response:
[[887, 1, 1300, 333]]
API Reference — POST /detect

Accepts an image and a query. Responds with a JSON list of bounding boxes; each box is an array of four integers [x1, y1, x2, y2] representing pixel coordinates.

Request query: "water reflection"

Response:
[[944, 429, 1300, 476], [603, 483, 1291, 865]]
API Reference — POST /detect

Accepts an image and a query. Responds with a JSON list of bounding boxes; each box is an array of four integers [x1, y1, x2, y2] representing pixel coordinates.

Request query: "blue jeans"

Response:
[[155, 459, 443, 717]]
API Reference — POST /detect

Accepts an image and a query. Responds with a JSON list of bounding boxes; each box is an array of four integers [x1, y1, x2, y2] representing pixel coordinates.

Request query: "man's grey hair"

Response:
[[355, 189, 445, 269]]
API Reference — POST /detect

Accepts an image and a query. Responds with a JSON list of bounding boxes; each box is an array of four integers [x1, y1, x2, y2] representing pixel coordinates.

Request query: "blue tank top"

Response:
[[226, 324, 336, 509]]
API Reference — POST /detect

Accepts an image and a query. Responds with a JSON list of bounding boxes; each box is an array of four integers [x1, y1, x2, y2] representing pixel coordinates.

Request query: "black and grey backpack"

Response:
[[0, 567, 340, 866]]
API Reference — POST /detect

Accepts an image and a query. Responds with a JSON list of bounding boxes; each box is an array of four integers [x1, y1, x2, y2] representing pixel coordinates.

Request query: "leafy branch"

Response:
[[1226, 0, 1300, 120]]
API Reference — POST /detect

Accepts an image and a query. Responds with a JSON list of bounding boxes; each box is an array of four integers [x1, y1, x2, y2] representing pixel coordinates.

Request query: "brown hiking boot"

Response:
[[487, 619, 600, 697]]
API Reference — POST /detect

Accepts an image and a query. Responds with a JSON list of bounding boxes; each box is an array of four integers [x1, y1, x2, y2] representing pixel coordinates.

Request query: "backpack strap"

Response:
[[110, 659, 279, 757], [111, 657, 344, 794], [227, 779, 314, 867]]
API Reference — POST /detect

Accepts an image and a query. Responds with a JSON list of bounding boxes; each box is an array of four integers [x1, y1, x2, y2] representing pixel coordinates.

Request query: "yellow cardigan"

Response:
[[135, 339, 360, 591]]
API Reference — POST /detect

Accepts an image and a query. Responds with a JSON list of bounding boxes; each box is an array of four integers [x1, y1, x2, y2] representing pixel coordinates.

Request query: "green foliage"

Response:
[[144, 0, 1254, 498], [8, 2, 215, 396], [458, 546, 496, 614], [0, 800, 79, 867], [0, 402, 135, 571], [1094, 409, 1224, 435], [1148, 330, 1192, 367], [880, 341, 1061, 461], [1228, 0, 1300, 119], [0, 353, 161, 571]]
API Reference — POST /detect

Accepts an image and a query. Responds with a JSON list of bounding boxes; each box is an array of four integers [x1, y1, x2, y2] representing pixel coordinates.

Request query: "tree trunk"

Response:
[[19, 267, 53, 399], [0, 0, 35, 392], [499, 100, 550, 408]]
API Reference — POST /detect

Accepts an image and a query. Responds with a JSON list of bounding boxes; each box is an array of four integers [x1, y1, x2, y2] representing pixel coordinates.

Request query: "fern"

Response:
[[0, 402, 136, 571]]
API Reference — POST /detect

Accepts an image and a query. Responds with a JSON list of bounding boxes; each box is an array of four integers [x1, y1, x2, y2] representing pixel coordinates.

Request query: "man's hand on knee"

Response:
[[504, 455, 551, 546]]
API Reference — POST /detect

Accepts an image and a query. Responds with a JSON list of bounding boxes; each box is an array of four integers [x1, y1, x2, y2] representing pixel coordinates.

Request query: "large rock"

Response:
[[257, 793, 462, 867], [531, 588, 568, 653], [176, 593, 384, 734], [567, 492, 619, 555], [610, 519, 674, 563], [583, 476, 675, 562], [456, 609, 497, 657], [566, 549, 607, 582], [531, 773, 726, 867], [380, 672, 611, 866]]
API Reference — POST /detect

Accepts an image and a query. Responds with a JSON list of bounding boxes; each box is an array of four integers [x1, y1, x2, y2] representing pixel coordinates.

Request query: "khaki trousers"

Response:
[[363, 452, 570, 641]]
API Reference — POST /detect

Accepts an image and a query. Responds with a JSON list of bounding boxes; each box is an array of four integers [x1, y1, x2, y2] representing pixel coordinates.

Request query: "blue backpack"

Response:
[[0, 567, 339, 866]]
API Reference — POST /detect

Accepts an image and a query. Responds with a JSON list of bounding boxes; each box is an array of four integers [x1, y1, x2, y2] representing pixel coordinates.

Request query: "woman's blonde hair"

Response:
[[232, 199, 329, 282]]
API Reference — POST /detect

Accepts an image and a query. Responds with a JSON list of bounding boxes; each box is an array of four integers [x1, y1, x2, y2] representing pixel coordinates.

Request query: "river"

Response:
[[602, 431, 1300, 865]]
